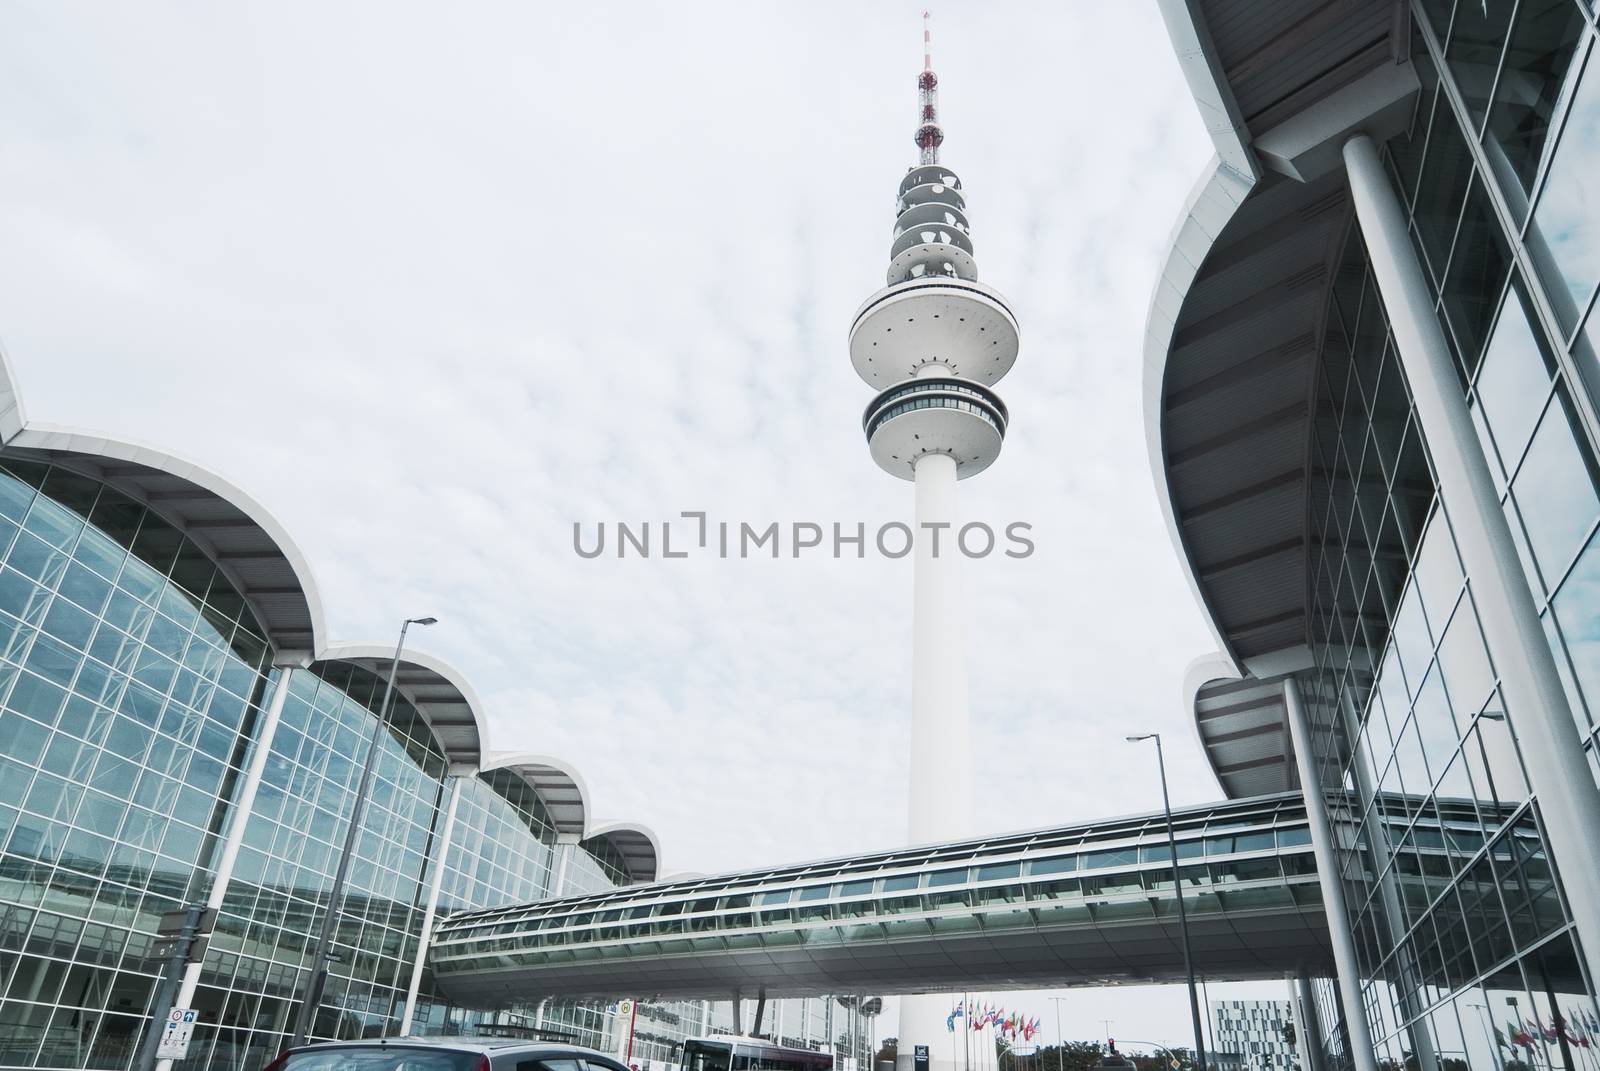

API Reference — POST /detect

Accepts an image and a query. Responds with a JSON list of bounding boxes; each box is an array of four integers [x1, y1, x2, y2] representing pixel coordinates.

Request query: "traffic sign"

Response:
[[150, 935, 209, 963], [156, 1008, 199, 1060]]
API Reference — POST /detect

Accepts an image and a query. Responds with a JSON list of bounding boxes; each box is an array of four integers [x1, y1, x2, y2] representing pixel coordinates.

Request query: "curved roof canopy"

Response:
[[584, 822, 661, 885], [318, 643, 488, 768], [1148, 0, 1417, 794], [9, 426, 326, 657], [482, 752, 591, 837]]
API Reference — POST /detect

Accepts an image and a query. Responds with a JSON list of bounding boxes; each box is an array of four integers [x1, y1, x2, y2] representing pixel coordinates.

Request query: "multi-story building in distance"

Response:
[[1210, 1000, 1295, 1070]]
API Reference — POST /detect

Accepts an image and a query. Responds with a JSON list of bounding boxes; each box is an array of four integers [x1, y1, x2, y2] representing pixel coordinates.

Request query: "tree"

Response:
[[875, 1039, 897, 1068], [998, 1041, 1104, 1071]]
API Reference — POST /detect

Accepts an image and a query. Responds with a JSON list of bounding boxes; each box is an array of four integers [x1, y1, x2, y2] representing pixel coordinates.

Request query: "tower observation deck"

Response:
[[847, 16, 1020, 1071]]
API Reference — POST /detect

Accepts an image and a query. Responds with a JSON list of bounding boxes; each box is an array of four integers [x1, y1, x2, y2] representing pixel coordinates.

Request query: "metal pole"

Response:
[[135, 905, 204, 1071], [1466, 1003, 1505, 1071], [1129, 735, 1206, 1071], [291, 616, 433, 1048], [1281, 681, 1380, 1071], [1157, 737, 1207, 1071], [1050, 997, 1065, 1071]]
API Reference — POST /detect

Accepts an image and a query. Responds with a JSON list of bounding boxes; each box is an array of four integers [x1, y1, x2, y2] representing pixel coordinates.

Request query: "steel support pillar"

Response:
[[399, 772, 465, 1035], [1283, 680, 1379, 1071], [1345, 132, 1600, 993]]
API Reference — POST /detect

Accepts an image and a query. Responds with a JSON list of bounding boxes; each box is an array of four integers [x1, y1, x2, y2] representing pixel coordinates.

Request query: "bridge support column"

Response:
[[1289, 970, 1327, 1071], [1283, 680, 1379, 1071]]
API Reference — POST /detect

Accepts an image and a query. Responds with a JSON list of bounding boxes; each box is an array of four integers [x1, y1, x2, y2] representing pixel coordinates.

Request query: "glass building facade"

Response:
[[1299, 0, 1600, 1066], [0, 453, 832, 1070]]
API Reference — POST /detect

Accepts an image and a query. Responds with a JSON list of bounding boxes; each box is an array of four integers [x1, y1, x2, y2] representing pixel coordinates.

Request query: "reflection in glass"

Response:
[[1437, 593, 1496, 720], [1507, 383, 1600, 593], [1527, 49, 1600, 332], [1442, 178, 1515, 375], [1413, 99, 1475, 282], [1484, 0, 1590, 216], [1550, 528, 1600, 733], [1444, 0, 1513, 128], [1473, 274, 1557, 473]]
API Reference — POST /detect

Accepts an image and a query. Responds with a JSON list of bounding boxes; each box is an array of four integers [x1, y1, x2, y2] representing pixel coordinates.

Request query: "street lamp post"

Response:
[[1127, 733, 1208, 1071], [290, 616, 437, 1048], [1048, 997, 1066, 1071]]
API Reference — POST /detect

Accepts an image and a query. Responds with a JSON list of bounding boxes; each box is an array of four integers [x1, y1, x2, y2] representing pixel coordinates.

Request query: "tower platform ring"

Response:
[[898, 182, 966, 214], [885, 243, 978, 287], [894, 202, 971, 241], [864, 393, 1004, 481], [899, 164, 962, 197], [849, 279, 1020, 388], [891, 224, 973, 262]]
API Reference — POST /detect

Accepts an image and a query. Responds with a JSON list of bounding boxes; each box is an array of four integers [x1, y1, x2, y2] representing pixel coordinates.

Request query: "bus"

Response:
[[680, 1037, 836, 1071]]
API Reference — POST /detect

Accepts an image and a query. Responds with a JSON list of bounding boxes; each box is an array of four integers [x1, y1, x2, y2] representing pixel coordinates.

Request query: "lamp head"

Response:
[[411, 616, 439, 626], [1126, 733, 1156, 742]]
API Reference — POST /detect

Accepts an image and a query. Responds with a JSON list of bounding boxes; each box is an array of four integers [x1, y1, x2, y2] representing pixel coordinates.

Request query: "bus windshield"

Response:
[[683, 1041, 732, 1071], [682, 1039, 832, 1071]]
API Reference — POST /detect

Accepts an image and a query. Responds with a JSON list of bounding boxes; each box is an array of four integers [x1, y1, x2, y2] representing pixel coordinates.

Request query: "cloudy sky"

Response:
[[0, 0, 1285, 1049]]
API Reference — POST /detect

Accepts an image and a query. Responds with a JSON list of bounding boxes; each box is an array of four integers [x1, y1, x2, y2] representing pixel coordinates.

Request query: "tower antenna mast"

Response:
[[916, 11, 944, 166]]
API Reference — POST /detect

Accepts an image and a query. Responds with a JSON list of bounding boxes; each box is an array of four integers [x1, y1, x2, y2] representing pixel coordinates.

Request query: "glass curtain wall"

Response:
[[0, 459, 275, 1069], [199, 661, 450, 1064], [1305, 1, 1600, 1065]]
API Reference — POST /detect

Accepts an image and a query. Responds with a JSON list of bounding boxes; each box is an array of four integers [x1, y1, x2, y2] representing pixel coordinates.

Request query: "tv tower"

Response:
[[849, 15, 1018, 1071]]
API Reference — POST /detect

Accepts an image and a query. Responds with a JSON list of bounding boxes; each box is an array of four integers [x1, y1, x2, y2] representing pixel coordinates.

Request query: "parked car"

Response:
[[264, 1037, 636, 1071]]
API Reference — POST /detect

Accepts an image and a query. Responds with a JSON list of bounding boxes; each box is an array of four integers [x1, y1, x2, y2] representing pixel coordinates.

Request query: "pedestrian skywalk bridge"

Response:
[[430, 793, 1336, 1006]]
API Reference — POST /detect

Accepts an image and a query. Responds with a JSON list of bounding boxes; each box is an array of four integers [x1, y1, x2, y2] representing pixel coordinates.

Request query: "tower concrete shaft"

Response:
[[849, 17, 1017, 1071], [908, 448, 972, 843]]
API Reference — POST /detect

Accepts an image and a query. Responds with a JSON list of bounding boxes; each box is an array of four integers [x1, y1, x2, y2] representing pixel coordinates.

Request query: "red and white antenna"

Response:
[[915, 10, 944, 165]]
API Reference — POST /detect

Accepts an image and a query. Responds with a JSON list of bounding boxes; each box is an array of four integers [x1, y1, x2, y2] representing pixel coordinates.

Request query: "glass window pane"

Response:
[[1485, 0, 1590, 213], [1445, 0, 1514, 128], [1419, 0, 1456, 45], [1414, 660, 1463, 772], [1391, 418, 1438, 559], [1437, 592, 1497, 718], [1414, 508, 1464, 630], [1391, 85, 1438, 209], [1414, 99, 1475, 282], [1474, 273, 1558, 469], [1527, 47, 1600, 332], [1550, 526, 1600, 731], [1442, 178, 1516, 374], [1394, 582, 1436, 693], [1507, 382, 1600, 590]]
